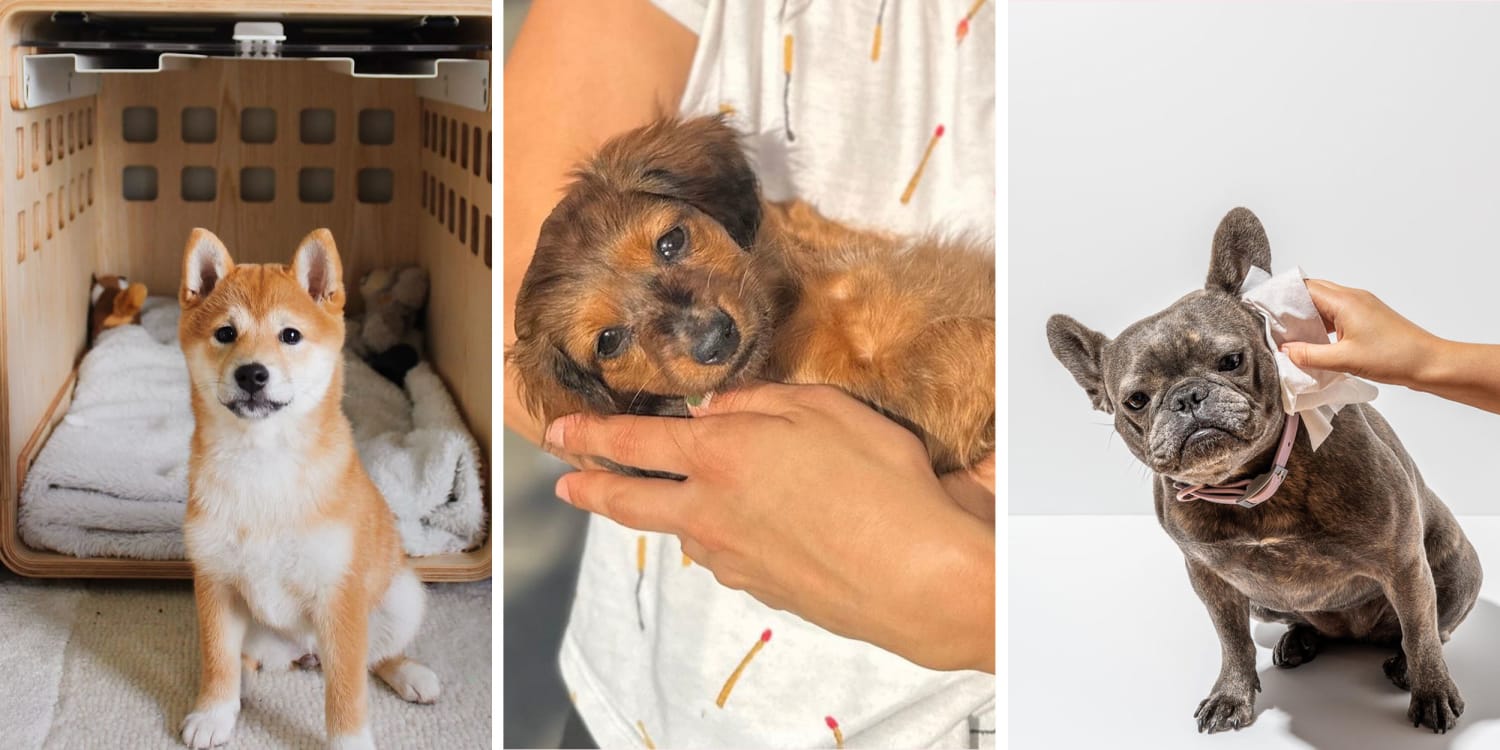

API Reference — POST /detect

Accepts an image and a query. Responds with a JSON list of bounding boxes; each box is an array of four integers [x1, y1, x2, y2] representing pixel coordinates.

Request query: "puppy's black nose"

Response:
[[235, 363, 270, 394], [690, 310, 740, 365], [1170, 383, 1210, 413]]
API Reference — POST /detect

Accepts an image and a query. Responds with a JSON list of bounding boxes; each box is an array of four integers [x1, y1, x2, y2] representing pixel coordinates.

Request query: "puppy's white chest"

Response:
[[188, 521, 352, 631]]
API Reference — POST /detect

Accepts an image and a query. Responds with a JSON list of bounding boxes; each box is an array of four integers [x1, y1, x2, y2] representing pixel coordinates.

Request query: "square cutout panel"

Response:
[[240, 167, 275, 202], [181, 166, 216, 201], [299, 167, 334, 203], [181, 107, 216, 143], [358, 109, 395, 145], [299, 108, 335, 144], [241, 108, 277, 144], [122, 107, 157, 143], [122, 166, 157, 201], [357, 168, 393, 203]]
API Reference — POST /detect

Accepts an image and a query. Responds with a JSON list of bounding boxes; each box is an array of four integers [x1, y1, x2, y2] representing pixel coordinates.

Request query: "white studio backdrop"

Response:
[[1010, 1, 1500, 515]]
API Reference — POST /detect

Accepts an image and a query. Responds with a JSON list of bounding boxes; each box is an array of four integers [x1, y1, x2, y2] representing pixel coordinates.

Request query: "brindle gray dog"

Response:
[[1047, 207, 1482, 734]]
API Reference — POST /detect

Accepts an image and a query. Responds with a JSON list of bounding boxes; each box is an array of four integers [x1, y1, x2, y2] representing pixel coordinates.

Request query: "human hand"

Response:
[[545, 382, 995, 673], [1280, 279, 1445, 388]]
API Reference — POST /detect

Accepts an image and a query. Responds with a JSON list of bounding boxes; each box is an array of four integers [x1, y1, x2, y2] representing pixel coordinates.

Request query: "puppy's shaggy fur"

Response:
[[511, 116, 994, 472]]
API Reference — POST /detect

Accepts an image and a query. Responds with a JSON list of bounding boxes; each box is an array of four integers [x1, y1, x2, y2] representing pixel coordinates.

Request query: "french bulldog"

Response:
[[1046, 207, 1482, 734]]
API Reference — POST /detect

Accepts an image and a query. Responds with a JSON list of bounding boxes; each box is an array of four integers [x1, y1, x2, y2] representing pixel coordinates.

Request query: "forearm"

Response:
[[899, 502, 996, 673], [1410, 339, 1500, 415], [502, 0, 696, 443]]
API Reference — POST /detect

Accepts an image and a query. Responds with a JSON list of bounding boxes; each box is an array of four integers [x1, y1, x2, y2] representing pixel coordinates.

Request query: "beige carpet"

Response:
[[0, 573, 491, 749]]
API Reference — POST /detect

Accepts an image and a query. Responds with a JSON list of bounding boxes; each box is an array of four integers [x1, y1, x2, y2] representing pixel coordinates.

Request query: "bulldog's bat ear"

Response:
[[1206, 207, 1272, 294], [1047, 314, 1113, 413]]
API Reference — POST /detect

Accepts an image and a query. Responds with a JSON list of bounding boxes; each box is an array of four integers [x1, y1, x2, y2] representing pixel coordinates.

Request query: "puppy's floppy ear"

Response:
[[291, 228, 346, 311], [1206, 207, 1272, 294], [508, 335, 617, 428], [1047, 314, 1113, 413], [601, 115, 762, 249], [180, 228, 235, 309]]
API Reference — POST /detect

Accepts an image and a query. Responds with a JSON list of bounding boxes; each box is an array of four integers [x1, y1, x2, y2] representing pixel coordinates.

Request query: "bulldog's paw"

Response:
[[1383, 652, 1410, 690], [1409, 678, 1464, 734], [181, 701, 238, 748], [1195, 685, 1257, 733], [1272, 625, 1321, 669]]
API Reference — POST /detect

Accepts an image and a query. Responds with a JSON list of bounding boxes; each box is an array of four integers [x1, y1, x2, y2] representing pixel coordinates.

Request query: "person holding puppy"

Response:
[[1283, 280, 1500, 415], [506, 1, 995, 747]]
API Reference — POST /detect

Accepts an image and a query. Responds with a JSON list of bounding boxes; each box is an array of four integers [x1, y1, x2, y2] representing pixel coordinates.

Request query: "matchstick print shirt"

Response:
[[558, 1, 996, 747]]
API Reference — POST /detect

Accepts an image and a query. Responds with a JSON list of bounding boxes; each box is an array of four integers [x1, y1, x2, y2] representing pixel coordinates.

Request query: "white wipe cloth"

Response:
[[1239, 266, 1379, 450], [18, 297, 487, 559]]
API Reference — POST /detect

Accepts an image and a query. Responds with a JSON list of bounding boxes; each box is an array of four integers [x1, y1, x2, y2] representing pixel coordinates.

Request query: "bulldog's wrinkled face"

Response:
[[1098, 292, 1281, 483], [1047, 207, 1287, 485]]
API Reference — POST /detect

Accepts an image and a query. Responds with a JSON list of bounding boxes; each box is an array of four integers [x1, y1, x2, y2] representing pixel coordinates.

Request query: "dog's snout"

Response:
[[1170, 382, 1211, 414], [690, 309, 740, 365], [235, 363, 271, 394]]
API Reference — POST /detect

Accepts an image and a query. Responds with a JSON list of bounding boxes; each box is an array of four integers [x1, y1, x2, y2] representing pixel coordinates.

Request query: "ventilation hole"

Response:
[[14, 128, 22, 179], [182, 166, 216, 202], [240, 107, 277, 143], [472, 127, 482, 177], [30, 123, 39, 172], [460, 123, 470, 168], [182, 107, 217, 143], [436, 180, 445, 217], [16, 210, 25, 264], [67, 177, 75, 220], [87, 168, 95, 205], [298, 167, 334, 203], [86, 107, 94, 145], [240, 167, 275, 202], [122, 166, 158, 201], [484, 214, 492, 268], [44, 119, 53, 164], [438, 116, 448, 156], [448, 120, 458, 163], [299, 109, 335, 144], [486, 131, 492, 183], [458, 197, 468, 242], [358, 109, 395, 145], [447, 188, 455, 233], [470, 204, 479, 255], [430, 175, 438, 216], [31, 201, 40, 251], [45, 193, 54, 238], [66, 113, 74, 154], [420, 169, 428, 209], [420, 110, 429, 149], [56, 191, 63, 230], [122, 106, 157, 143], [55, 115, 64, 156], [357, 167, 393, 203]]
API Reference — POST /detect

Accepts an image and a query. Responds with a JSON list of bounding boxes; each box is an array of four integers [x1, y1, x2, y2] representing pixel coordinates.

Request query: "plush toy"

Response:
[[89, 274, 147, 343], [348, 266, 428, 384]]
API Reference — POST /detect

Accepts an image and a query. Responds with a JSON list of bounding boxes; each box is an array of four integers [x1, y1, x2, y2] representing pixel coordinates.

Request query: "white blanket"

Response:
[[18, 298, 487, 559]]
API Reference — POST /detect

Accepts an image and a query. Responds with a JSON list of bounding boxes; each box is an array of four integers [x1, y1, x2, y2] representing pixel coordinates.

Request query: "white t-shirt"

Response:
[[559, 1, 996, 747]]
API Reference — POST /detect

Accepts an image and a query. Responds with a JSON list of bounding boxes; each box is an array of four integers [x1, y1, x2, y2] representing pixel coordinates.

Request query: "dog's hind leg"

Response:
[[1272, 624, 1322, 669], [369, 568, 442, 704]]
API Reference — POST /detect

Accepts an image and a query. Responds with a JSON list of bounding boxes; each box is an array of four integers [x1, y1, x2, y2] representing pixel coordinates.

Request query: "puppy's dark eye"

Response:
[[214, 325, 236, 344], [280, 328, 302, 345], [1124, 392, 1150, 411], [595, 327, 629, 359], [655, 226, 687, 263], [1217, 352, 1244, 372]]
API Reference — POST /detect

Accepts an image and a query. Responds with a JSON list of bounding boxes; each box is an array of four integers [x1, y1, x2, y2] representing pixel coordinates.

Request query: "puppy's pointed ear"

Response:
[[1206, 207, 1272, 294], [291, 228, 345, 311], [181, 229, 234, 308], [602, 116, 762, 249], [1047, 314, 1113, 413], [507, 335, 616, 429]]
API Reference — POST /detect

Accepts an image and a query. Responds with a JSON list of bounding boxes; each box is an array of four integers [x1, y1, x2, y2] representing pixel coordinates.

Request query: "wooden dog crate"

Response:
[[0, 2, 492, 581]]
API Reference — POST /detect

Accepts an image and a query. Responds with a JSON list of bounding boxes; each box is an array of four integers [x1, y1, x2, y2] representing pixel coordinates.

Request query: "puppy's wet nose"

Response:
[[235, 363, 270, 394], [1171, 383, 1210, 413], [690, 310, 740, 365]]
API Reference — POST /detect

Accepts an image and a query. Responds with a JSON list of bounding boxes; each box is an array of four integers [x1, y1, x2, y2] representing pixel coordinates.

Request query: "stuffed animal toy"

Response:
[[348, 266, 428, 384], [89, 274, 147, 343]]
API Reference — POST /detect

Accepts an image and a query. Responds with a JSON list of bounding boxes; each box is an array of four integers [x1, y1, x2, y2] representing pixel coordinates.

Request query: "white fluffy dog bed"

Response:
[[18, 297, 487, 559]]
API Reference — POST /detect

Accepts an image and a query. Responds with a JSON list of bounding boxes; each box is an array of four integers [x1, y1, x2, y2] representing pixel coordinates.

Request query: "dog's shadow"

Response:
[[1253, 598, 1500, 748]]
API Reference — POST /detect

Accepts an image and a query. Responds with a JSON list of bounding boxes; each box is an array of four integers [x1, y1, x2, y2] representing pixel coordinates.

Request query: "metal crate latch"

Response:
[[233, 22, 285, 59]]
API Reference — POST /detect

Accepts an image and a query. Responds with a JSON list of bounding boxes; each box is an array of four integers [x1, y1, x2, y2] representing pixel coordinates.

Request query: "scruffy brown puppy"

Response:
[[511, 116, 994, 473]]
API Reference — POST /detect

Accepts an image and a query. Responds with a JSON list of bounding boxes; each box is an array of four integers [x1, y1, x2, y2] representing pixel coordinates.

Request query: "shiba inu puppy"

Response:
[[177, 228, 439, 749]]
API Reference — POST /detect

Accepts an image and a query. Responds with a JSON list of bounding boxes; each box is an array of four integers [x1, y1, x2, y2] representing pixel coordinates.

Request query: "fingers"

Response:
[[1280, 340, 1349, 374], [546, 412, 705, 476], [688, 380, 808, 417], [556, 470, 691, 534], [1302, 278, 1350, 335]]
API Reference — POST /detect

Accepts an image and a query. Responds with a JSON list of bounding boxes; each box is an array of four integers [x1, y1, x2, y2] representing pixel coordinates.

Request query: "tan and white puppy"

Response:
[[177, 228, 439, 750]]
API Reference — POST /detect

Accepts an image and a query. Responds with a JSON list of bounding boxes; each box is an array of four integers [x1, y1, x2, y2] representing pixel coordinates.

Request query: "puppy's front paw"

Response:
[[328, 728, 375, 750], [181, 702, 238, 748], [1409, 679, 1464, 734], [1194, 689, 1256, 733]]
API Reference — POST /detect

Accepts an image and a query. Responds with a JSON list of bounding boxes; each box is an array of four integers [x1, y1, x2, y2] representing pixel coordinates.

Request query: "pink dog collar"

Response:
[[1172, 413, 1301, 509]]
